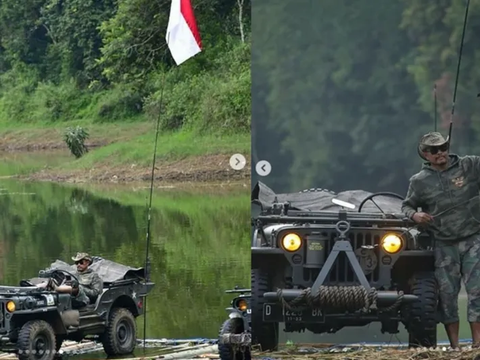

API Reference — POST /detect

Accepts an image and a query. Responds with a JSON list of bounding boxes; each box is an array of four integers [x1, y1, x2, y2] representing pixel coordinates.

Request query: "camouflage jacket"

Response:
[[76, 268, 103, 299], [401, 154, 480, 241]]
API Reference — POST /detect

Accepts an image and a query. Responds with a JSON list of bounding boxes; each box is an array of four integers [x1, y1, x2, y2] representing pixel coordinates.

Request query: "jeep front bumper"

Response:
[[261, 288, 418, 323], [263, 288, 417, 305]]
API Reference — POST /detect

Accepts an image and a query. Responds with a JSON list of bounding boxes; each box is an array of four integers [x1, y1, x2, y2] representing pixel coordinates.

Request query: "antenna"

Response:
[[434, 83, 437, 131], [142, 70, 167, 350], [447, 0, 470, 148]]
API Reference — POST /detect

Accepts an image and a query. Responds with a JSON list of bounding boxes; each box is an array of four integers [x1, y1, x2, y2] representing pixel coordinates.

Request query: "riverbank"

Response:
[[0, 123, 250, 184]]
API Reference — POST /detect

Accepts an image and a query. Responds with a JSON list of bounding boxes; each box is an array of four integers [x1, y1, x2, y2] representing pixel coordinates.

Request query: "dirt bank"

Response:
[[0, 125, 137, 152], [0, 127, 250, 184], [23, 153, 250, 184]]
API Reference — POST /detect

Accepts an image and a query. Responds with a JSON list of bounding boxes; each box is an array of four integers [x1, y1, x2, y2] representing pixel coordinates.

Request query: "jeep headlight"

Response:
[[6, 301, 15, 312], [282, 233, 302, 252], [235, 299, 248, 312], [381, 234, 402, 254]]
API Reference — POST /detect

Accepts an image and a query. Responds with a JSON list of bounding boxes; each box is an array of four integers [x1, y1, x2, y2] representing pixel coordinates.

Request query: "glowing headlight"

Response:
[[282, 233, 302, 252], [6, 301, 15, 312], [381, 234, 402, 254], [236, 299, 248, 312]]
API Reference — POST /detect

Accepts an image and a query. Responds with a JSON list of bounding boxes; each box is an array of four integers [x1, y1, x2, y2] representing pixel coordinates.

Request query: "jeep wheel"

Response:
[[250, 268, 279, 351], [102, 307, 137, 356], [406, 271, 438, 348], [218, 318, 251, 360], [16, 320, 56, 360]]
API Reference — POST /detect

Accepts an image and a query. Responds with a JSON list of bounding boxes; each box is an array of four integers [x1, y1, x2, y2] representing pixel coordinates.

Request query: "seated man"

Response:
[[37, 252, 104, 309]]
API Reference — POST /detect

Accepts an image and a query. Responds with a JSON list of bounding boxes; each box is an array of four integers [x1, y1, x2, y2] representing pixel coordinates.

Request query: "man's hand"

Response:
[[36, 281, 48, 289], [36, 279, 58, 291], [412, 212, 434, 224]]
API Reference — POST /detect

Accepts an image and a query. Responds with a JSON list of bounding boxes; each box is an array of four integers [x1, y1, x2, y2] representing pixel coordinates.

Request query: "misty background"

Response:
[[251, 0, 480, 345], [252, 0, 480, 196]]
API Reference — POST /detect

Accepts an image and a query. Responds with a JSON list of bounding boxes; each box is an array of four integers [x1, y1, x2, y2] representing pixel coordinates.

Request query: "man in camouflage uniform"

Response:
[[401, 132, 480, 349], [37, 252, 103, 308]]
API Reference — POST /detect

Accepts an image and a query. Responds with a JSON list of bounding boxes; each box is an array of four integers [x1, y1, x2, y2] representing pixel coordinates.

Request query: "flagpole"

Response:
[[141, 0, 202, 350], [142, 67, 167, 351]]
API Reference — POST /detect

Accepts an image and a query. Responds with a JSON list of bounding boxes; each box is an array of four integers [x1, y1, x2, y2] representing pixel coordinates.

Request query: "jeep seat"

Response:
[[87, 288, 107, 308], [84, 287, 104, 305]]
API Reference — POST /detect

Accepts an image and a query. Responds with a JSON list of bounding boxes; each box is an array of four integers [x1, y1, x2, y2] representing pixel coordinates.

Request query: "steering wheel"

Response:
[[47, 269, 80, 289], [357, 192, 405, 214]]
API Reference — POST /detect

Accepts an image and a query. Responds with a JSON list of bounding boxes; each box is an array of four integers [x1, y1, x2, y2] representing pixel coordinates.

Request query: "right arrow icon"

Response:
[[229, 154, 246, 170]]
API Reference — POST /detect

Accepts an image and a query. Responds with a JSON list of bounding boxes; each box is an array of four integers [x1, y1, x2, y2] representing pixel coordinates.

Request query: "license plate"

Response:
[[263, 303, 325, 323]]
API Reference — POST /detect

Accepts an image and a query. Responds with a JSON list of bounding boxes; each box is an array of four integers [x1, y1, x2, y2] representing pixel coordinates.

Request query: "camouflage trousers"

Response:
[[72, 285, 90, 309], [435, 232, 480, 324]]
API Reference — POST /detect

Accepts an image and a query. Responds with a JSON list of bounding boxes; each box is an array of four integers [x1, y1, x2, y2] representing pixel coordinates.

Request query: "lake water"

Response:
[[0, 179, 250, 352]]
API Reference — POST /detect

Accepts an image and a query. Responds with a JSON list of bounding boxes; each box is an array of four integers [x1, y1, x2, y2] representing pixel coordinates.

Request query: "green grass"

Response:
[[0, 120, 250, 177], [61, 130, 250, 169]]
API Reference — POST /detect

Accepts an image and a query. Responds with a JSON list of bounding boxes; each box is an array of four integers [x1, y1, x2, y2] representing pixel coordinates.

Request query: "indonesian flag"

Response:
[[166, 0, 202, 66]]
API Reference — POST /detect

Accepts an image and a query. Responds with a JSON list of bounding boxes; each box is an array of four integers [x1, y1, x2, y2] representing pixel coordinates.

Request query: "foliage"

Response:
[[64, 126, 89, 158], [252, 0, 480, 195], [0, 0, 251, 136]]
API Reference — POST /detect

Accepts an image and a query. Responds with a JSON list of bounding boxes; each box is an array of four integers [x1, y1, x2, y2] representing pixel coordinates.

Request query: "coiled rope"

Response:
[[277, 286, 404, 313]]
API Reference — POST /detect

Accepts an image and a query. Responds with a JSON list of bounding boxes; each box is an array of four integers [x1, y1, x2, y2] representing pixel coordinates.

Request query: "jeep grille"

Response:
[[0, 302, 6, 329], [301, 229, 396, 285]]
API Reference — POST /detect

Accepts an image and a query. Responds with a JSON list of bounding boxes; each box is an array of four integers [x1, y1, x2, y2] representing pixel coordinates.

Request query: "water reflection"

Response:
[[0, 180, 250, 341]]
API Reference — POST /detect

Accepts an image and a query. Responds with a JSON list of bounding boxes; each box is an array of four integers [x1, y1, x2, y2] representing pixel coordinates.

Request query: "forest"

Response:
[[252, 0, 480, 195], [0, 0, 251, 136]]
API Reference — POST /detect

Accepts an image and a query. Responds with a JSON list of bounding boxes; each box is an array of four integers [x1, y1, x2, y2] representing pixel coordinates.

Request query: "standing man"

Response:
[[401, 132, 480, 350]]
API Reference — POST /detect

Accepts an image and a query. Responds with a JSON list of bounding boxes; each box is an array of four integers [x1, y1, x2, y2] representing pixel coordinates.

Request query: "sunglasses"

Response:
[[75, 260, 87, 265], [426, 143, 449, 155]]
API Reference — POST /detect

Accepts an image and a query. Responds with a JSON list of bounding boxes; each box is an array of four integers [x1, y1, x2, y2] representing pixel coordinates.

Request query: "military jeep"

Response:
[[251, 182, 438, 352], [0, 256, 154, 360], [218, 286, 251, 360]]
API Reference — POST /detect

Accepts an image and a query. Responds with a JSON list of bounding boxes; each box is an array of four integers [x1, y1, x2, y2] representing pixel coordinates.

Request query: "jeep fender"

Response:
[[392, 250, 435, 285], [226, 308, 243, 319], [251, 247, 286, 270], [107, 295, 140, 323], [226, 309, 249, 333], [11, 309, 67, 336]]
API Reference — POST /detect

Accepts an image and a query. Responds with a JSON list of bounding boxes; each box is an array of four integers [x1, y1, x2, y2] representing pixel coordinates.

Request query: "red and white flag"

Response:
[[166, 0, 202, 66]]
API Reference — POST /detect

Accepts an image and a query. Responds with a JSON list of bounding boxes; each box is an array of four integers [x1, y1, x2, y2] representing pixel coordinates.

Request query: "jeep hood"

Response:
[[252, 181, 403, 214]]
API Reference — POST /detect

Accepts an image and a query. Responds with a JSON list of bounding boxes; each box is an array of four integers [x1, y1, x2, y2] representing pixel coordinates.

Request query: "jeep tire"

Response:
[[218, 318, 251, 360], [102, 307, 137, 355], [16, 320, 56, 360], [406, 271, 438, 348], [250, 268, 279, 351]]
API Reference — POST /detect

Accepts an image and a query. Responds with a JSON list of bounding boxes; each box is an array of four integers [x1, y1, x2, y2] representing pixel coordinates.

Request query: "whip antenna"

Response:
[[142, 70, 167, 350], [448, 0, 470, 147], [434, 83, 437, 131]]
